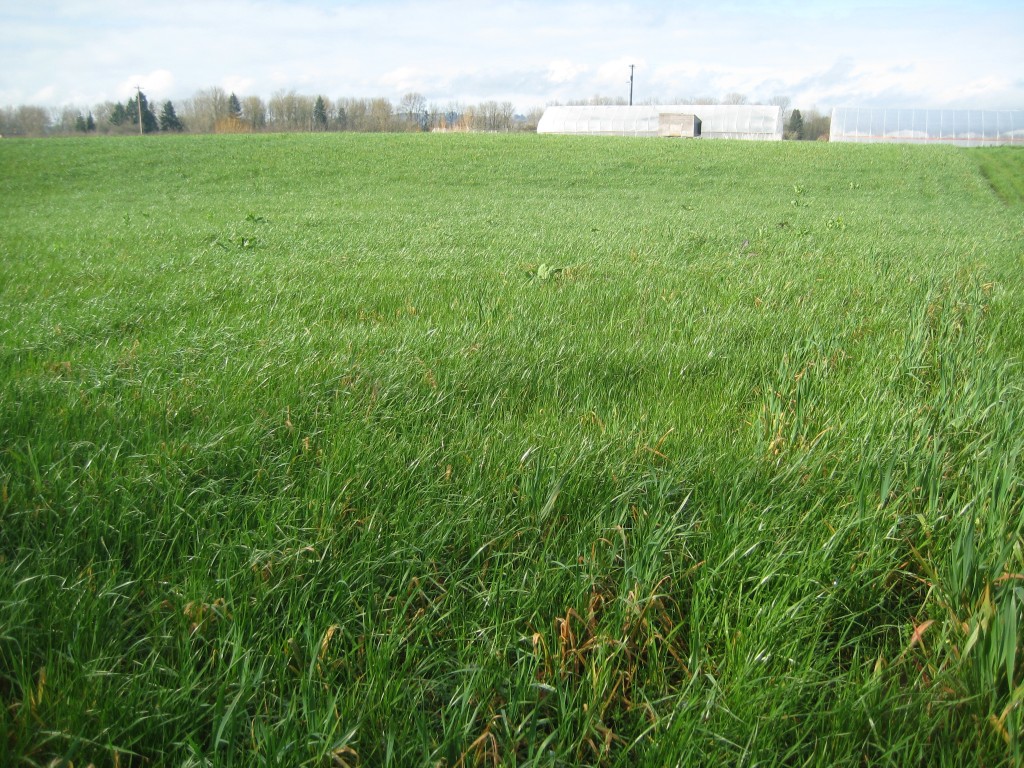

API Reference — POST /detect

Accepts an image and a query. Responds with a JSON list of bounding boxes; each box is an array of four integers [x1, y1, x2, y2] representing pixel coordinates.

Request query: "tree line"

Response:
[[0, 87, 544, 137], [1, 86, 829, 140]]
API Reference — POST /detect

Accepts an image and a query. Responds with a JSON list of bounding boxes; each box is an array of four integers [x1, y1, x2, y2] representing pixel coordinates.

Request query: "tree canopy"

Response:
[[786, 109, 804, 140], [109, 103, 128, 126], [159, 101, 184, 132], [313, 96, 328, 131], [125, 92, 159, 133]]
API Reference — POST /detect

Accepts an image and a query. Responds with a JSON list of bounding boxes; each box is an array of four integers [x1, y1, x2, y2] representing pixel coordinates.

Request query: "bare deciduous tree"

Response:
[[498, 101, 516, 132], [768, 95, 791, 113], [518, 106, 545, 132], [54, 107, 81, 134], [337, 98, 371, 131], [180, 87, 230, 133], [368, 98, 394, 132], [268, 89, 315, 131], [425, 102, 444, 132], [0, 105, 51, 136], [398, 92, 427, 130], [566, 95, 627, 106], [474, 101, 496, 131], [240, 96, 267, 131]]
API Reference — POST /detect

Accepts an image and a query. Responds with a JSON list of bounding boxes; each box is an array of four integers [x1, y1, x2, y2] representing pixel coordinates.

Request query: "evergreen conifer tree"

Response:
[[140, 95, 159, 133], [787, 109, 804, 140], [110, 103, 128, 126], [159, 101, 184, 132], [313, 96, 328, 131], [228, 92, 242, 119], [126, 92, 160, 133]]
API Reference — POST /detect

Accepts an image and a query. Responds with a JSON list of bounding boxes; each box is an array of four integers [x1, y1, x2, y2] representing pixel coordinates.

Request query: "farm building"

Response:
[[537, 105, 784, 141], [829, 108, 1024, 147]]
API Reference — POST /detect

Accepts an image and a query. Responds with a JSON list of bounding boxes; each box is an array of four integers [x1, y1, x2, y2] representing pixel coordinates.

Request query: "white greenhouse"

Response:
[[829, 108, 1024, 147], [537, 105, 784, 141]]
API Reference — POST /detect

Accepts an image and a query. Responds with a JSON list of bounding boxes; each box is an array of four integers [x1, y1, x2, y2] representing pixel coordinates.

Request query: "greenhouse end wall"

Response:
[[537, 105, 783, 141], [829, 108, 1024, 147]]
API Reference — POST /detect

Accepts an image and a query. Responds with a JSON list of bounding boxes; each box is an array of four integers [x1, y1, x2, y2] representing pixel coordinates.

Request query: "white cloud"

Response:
[[596, 58, 645, 89], [546, 60, 588, 85], [29, 85, 56, 103], [222, 75, 256, 96], [1, 1, 1021, 111], [116, 69, 175, 101], [378, 67, 430, 94]]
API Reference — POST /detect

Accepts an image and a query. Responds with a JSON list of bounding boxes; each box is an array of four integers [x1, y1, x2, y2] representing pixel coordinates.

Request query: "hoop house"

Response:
[[537, 105, 783, 140], [829, 108, 1024, 147]]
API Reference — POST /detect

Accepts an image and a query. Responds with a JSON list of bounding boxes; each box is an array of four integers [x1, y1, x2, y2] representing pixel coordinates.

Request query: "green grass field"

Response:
[[978, 147, 1024, 209], [1, 134, 1022, 766]]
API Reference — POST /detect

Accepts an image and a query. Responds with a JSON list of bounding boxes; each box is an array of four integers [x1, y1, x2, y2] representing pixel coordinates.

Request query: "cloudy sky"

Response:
[[2, 0, 1022, 112]]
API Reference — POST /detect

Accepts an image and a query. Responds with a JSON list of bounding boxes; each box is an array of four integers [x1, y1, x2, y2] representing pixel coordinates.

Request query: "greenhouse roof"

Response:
[[537, 105, 783, 140], [829, 108, 1024, 147]]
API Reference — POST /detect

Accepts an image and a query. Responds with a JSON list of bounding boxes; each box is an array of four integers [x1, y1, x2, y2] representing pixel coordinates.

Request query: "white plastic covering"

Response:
[[537, 105, 783, 140], [538, 105, 661, 136], [829, 108, 1024, 147]]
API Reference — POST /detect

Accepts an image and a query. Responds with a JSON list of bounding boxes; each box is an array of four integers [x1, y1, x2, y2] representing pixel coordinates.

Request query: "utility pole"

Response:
[[629, 65, 635, 106], [135, 85, 144, 135]]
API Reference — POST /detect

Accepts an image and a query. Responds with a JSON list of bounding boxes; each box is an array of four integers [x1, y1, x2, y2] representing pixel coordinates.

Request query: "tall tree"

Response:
[[228, 92, 242, 119], [126, 92, 159, 133], [86, 111, 95, 131], [474, 101, 498, 131], [398, 92, 426, 130], [241, 95, 267, 130], [769, 95, 792, 126], [498, 101, 516, 132], [786, 109, 804, 140], [56, 107, 80, 133], [160, 101, 184, 132], [180, 87, 229, 133], [313, 96, 328, 131], [368, 98, 394, 132], [337, 97, 370, 131], [268, 89, 313, 131], [443, 102, 463, 130], [0, 105, 50, 135], [74, 113, 88, 132], [801, 109, 831, 141], [425, 102, 443, 131], [110, 102, 128, 126]]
